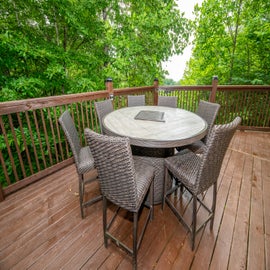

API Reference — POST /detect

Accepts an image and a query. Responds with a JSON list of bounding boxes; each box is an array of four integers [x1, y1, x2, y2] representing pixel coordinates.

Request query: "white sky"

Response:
[[162, 0, 203, 81]]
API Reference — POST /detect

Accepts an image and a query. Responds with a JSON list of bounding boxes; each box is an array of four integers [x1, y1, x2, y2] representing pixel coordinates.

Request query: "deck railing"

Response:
[[0, 77, 269, 200]]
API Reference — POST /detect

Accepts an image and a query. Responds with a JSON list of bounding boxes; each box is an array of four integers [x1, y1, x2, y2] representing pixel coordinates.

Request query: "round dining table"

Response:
[[102, 105, 208, 204], [103, 105, 208, 148]]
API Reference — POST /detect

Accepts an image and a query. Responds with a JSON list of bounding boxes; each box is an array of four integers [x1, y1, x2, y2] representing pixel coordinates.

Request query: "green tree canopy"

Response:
[[0, 0, 191, 101], [181, 0, 270, 85]]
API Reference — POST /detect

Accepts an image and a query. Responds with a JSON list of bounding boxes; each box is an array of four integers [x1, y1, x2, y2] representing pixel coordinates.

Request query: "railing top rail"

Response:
[[0, 82, 269, 116], [113, 85, 154, 95], [0, 90, 108, 115], [217, 85, 270, 91], [158, 85, 213, 91], [158, 85, 270, 91]]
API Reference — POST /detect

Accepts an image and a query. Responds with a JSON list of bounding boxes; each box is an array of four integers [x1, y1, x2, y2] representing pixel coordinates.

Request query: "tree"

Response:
[[102, 1, 191, 87], [181, 0, 270, 85], [0, 0, 190, 101], [163, 78, 178, 85]]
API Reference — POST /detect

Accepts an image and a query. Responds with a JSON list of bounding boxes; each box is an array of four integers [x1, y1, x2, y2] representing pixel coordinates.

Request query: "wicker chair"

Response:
[[157, 96, 177, 108], [177, 100, 220, 154], [94, 99, 114, 134], [58, 111, 102, 219], [163, 117, 241, 250], [127, 95, 145, 107], [84, 128, 154, 270]]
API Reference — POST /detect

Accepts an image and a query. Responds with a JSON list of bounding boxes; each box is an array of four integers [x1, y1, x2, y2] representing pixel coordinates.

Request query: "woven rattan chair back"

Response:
[[58, 111, 101, 218], [58, 111, 84, 173], [85, 129, 139, 210], [196, 100, 220, 143], [84, 128, 154, 269], [176, 100, 220, 153], [59, 111, 81, 167], [157, 96, 177, 108], [127, 95, 145, 107], [163, 116, 241, 250], [178, 100, 221, 154], [196, 116, 241, 193], [94, 99, 114, 134]]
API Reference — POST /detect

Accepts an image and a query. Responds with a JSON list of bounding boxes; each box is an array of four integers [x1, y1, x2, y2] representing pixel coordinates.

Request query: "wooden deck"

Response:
[[0, 130, 269, 270]]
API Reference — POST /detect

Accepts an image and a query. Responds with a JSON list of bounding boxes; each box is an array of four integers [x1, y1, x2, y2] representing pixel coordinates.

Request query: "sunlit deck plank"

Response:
[[0, 131, 269, 269], [227, 154, 252, 270], [247, 157, 265, 270], [262, 158, 270, 270]]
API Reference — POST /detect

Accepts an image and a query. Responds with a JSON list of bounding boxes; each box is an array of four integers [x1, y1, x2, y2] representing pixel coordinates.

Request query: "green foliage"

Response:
[[2, 77, 45, 101], [0, 0, 190, 100], [0, 107, 73, 186], [163, 78, 178, 85], [181, 0, 270, 85]]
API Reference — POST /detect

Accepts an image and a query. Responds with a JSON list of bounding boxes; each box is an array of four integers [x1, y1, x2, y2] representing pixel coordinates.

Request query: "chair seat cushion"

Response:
[[77, 146, 95, 174], [165, 150, 202, 193]]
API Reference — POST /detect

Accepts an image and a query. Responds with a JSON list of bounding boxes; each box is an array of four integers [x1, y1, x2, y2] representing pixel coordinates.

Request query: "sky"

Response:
[[162, 0, 203, 82]]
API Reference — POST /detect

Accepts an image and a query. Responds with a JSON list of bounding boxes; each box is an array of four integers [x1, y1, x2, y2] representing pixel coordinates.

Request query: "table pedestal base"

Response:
[[131, 145, 174, 158], [133, 155, 172, 205]]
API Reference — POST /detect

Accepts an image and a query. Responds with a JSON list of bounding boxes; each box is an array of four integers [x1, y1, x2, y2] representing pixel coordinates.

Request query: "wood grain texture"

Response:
[[0, 130, 269, 270]]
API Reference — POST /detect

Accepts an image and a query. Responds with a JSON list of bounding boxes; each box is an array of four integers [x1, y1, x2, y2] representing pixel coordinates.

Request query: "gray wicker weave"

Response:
[[177, 100, 220, 154], [94, 99, 114, 134], [133, 156, 162, 204], [157, 96, 177, 108], [195, 100, 221, 144], [58, 111, 102, 219], [84, 128, 154, 270], [163, 116, 241, 250], [127, 95, 145, 107]]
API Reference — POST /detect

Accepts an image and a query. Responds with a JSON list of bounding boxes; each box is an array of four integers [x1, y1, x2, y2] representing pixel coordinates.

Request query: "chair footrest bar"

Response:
[[83, 195, 102, 207], [197, 196, 212, 214], [165, 196, 213, 234], [165, 197, 191, 233], [106, 232, 133, 255]]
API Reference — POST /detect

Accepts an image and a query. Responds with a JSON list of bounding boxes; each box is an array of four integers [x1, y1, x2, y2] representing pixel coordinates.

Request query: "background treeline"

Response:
[[0, 0, 269, 103], [0, 0, 190, 101], [181, 0, 270, 85]]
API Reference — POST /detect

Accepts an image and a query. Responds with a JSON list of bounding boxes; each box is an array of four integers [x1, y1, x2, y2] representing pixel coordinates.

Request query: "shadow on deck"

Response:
[[0, 130, 269, 270]]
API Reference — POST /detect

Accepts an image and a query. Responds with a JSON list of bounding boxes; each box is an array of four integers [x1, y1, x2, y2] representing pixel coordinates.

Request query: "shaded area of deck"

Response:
[[0, 131, 269, 270]]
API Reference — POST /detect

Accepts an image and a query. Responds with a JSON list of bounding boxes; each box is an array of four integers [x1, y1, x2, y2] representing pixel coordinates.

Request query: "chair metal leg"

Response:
[[103, 196, 108, 247], [133, 212, 138, 270], [165, 175, 216, 251], [210, 182, 217, 229], [162, 167, 169, 210], [78, 174, 84, 219], [150, 181, 154, 220], [78, 172, 102, 219], [191, 194, 197, 251], [101, 189, 152, 270]]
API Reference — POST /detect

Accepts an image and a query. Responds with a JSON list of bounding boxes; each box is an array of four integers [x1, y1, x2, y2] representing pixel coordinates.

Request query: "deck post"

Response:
[[105, 78, 114, 100], [210, 76, 218, 102], [153, 78, 159, 105]]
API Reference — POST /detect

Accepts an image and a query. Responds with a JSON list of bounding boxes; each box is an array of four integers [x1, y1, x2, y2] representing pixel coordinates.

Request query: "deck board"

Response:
[[263, 158, 270, 270], [228, 155, 252, 270], [0, 130, 269, 270], [248, 157, 265, 270]]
